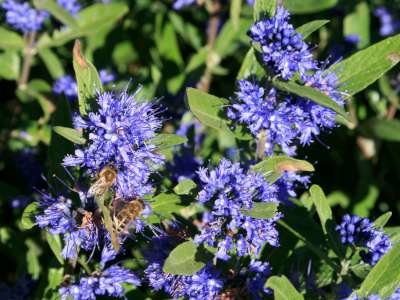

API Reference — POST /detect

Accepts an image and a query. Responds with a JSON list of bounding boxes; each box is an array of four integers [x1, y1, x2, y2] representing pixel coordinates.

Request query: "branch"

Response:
[[197, 0, 222, 92], [18, 32, 37, 89]]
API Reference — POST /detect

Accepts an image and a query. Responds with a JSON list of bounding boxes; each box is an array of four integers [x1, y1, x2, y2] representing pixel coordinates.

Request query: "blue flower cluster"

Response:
[[374, 7, 399, 37], [144, 234, 272, 299], [249, 7, 316, 80], [53, 69, 115, 100], [336, 214, 392, 265], [173, 0, 254, 10], [63, 88, 164, 198], [0, 276, 35, 300], [144, 235, 224, 299], [59, 265, 140, 300], [35, 192, 102, 260], [228, 7, 345, 156], [1, 0, 49, 33], [346, 287, 400, 300], [33, 82, 166, 298], [173, 0, 196, 10], [57, 0, 81, 15], [53, 75, 78, 100], [194, 159, 282, 260], [1, 0, 85, 33]]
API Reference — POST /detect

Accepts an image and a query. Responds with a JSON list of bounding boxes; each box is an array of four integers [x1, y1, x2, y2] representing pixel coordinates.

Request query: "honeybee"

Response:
[[79, 210, 94, 229], [88, 165, 117, 197], [112, 197, 145, 235]]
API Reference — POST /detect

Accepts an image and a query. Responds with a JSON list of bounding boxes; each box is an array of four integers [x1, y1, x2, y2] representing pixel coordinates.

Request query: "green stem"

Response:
[[278, 220, 341, 273], [18, 32, 37, 89]]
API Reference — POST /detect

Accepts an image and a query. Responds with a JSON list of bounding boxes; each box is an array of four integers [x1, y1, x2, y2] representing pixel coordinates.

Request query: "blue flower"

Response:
[[194, 159, 282, 259], [276, 172, 310, 203], [35, 192, 103, 260], [173, 0, 196, 10], [228, 74, 344, 156], [59, 265, 140, 300], [389, 288, 400, 300], [35, 193, 76, 235], [13, 148, 44, 190], [249, 7, 316, 80], [57, 0, 81, 15], [245, 260, 272, 299], [167, 149, 202, 183], [99, 69, 116, 85], [1, 0, 49, 33], [144, 235, 224, 299], [63, 88, 164, 198], [344, 287, 400, 300], [374, 7, 399, 37], [336, 214, 392, 265], [230, 8, 345, 156], [0, 275, 35, 300], [53, 69, 116, 101], [10, 195, 32, 209], [53, 75, 78, 100], [176, 112, 205, 151]]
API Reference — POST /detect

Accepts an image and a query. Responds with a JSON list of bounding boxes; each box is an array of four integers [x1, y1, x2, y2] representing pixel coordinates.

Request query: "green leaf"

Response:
[[215, 18, 252, 59], [186, 88, 252, 140], [155, 16, 184, 94], [150, 134, 187, 152], [343, 2, 370, 48], [359, 118, 400, 142], [373, 212, 392, 229], [237, 48, 266, 79], [26, 239, 42, 279], [273, 79, 349, 120], [284, 0, 338, 14], [252, 155, 314, 183], [76, 3, 128, 34], [309, 185, 331, 234], [265, 275, 304, 300], [379, 75, 400, 107], [34, 0, 79, 29], [163, 241, 205, 275], [253, 0, 276, 20], [169, 13, 202, 50], [186, 47, 207, 74], [37, 3, 128, 49], [241, 202, 279, 219], [96, 192, 120, 251], [148, 193, 184, 223], [278, 205, 340, 272], [385, 227, 400, 244], [230, 0, 242, 31], [0, 27, 24, 50], [0, 51, 20, 80], [38, 48, 65, 79], [353, 185, 379, 217], [296, 20, 330, 39], [174, 179, 197, 195], [310, 185, 343, 257], [46, 267, 64, 290], [73, 40, 103, 116], [46, 233, 64, 265], [328, 34, 400, 97], [357, 243, 400, 298], [53, 126, 86, 145], [17, 80, 55, 126], [21, 202, 39, 230]]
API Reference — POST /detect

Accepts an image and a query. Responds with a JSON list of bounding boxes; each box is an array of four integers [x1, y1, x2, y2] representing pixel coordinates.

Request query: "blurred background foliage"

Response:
[[0, 0, 400, 298]]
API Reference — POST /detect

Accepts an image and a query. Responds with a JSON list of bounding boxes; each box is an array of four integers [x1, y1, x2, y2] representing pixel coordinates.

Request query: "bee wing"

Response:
[[88, 178, 106, 197]]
